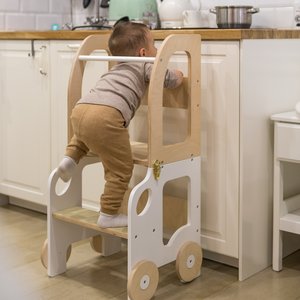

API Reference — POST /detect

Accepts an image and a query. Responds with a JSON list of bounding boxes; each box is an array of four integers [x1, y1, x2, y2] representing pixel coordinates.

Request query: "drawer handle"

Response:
[[39, 45, 47, 76]]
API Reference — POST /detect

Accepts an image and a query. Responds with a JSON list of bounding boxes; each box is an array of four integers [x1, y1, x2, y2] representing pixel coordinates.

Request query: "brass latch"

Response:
[[152, 160, 162, 180]]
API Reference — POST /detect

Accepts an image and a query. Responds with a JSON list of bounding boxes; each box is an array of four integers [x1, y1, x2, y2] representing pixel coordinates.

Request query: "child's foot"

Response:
[[57, 156, 76, 182], [97, 212, 128, 228]]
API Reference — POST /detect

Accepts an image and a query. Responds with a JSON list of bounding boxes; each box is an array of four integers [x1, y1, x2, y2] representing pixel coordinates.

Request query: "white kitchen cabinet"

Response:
[[131, 41, 239, 260], [44, 39, 240, 276], [0, 40, 107, 210], [239, 39, 300, 280], [200, 42, 239, 259], [49, 41, 79, 170], [0, 40, 50, 207]]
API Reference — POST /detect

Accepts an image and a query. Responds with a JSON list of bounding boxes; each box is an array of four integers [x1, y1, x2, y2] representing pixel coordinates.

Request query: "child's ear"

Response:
[[139, 48, 146, 57]]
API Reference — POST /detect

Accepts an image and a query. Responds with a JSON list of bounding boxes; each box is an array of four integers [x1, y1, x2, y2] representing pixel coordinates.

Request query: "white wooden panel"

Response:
[[50, 41, 107, 210], [200, 41, 239, 258], [131, 41, 239, 258], [240, 39, 300, 280], [276, 123, 300, 161], [0, 40, 50, 205]]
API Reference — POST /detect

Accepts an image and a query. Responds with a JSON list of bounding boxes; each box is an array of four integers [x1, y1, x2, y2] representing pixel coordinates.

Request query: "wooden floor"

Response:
[[1, 203, 300, 300]]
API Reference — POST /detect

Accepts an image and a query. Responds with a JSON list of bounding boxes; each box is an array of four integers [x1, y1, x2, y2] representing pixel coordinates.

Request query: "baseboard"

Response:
[[9, 196, 46, 214], [203, 249, 239, 268], [0, 194, 9, 205]]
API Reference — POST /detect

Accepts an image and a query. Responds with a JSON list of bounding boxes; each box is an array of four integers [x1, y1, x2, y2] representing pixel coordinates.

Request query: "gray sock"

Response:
[[57, 156, 76, 182]]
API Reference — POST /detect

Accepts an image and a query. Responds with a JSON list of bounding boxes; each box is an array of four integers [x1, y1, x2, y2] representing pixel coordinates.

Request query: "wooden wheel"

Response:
[[128, 260, 159, 300], [176, 241, 202, 283], [90, 235, 102, 253], [40, 239, 72, 269]]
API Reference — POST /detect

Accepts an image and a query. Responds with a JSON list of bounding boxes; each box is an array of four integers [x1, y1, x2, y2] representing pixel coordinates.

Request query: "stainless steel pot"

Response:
[[210, 6, 259, 29]]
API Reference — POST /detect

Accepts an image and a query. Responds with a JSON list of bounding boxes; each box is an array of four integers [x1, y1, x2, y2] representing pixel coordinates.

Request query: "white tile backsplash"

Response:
[[71, 0, 108, 27], [21, 0, 49, 13], [0, 0, 19, 12], [199, 0, 298, 28], [0, 0, 297, 31], [36, 14, 63, 30], [6, 14, 36, 31], [0, 0, 70, 30], [50, 0, 72, 14], [0, 0, 108, 30], [200, 0, 296, 8], [0, 14, 4, 28]]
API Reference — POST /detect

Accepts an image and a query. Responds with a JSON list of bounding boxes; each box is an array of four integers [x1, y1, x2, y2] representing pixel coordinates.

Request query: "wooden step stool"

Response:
[[41, 33, 202, 300]]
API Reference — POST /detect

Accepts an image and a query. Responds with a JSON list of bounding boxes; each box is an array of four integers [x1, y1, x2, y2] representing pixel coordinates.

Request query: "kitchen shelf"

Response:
[[280, 208, 300, 235], [272, 112, 300, 271]]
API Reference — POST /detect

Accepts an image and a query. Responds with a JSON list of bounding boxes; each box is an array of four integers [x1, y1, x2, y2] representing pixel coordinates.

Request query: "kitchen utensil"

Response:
[[210, 6, 259, 29], [83, 0, 91, 9], [156, 0, 193, 28], [100, 0, 109, 8], [109, 0, 157, 22]]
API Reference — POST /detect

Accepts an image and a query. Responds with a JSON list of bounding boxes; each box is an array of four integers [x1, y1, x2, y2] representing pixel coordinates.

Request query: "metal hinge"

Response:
[[152, 160, 162, 180]]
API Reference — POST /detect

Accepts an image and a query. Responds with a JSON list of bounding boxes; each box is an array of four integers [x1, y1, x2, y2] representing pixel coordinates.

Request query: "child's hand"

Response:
[[174, 70, 183, 88]]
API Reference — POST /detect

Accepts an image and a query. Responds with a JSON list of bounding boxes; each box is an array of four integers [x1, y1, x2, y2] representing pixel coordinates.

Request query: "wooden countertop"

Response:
[[0, 28, 300, 40]]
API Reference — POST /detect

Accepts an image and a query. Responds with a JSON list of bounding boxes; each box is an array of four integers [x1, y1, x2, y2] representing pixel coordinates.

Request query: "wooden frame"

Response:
[[67, 34, 201, 167]]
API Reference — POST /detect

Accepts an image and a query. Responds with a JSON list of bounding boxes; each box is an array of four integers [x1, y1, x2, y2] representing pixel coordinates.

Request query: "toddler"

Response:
[[58, 21, 183, 228]]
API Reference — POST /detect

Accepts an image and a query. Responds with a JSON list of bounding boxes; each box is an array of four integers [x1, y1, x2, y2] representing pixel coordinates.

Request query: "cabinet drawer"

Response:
[[276, 123, 300, 161]]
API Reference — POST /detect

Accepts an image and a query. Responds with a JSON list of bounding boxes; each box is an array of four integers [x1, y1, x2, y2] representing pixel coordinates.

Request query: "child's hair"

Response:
[[108, 21, 150, 56]]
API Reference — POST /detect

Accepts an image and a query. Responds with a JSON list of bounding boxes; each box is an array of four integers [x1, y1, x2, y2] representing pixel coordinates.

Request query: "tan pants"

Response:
[[66, 104, 133, 215]]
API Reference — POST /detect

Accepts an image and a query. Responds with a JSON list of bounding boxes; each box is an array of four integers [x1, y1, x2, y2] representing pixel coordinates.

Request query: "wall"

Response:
[[200, 0, 298, 28], [0, 0, 108, 31], [201, 0, 297, 6], [0, 0, 298, 30]]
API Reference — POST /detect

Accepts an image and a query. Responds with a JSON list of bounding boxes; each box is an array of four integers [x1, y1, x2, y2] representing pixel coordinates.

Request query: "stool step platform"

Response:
[[53, 206, 128, 239]]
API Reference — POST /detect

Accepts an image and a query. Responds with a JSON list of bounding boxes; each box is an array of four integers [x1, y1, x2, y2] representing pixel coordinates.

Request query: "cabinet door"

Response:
[[50, 41, 108, 210], [49, 41, 80, 170], [131, 41, 240, 258], [163, 41, 240, 258], [200, 41, 239, 258], [0, 41, 50, 205]]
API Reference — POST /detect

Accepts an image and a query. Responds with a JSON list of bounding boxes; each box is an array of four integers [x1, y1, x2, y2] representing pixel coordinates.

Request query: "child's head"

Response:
[[108, 21, 157, 57]]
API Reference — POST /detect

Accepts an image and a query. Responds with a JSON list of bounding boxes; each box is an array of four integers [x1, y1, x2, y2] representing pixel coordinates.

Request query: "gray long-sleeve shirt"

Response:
[[77, 62, 180, 127]]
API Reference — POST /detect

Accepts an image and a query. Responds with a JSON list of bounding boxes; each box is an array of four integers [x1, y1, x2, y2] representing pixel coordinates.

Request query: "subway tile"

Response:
[[20, 0, 49, 13], [0, 0, 105, 30], [252, 8, 276, 27], [36, 14, 62, 30], [0, 0, 19, 12], [274, 7, 295, 27], [50, 0, 71, 14], [61, 14, 72, 29], [72, 13, 88, 26], [0, 13, 4, 29], [6, 14, 36, 30]]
